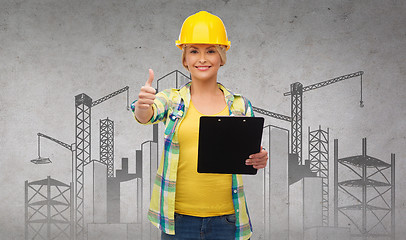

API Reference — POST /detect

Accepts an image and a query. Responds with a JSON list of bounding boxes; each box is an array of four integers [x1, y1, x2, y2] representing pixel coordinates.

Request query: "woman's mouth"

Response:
[[196, 66, 211, 71]]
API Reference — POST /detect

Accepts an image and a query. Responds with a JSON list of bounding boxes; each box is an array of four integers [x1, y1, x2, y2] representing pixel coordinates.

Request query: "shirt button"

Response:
[[236, 209, 239, 212], [233, 190, 237, 193]]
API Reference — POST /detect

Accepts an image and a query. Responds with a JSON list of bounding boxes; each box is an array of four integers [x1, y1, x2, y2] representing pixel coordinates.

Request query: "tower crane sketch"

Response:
[[31, 86, 130, 240], [254, 71, 364, 233], [74, 86, 130, 240], [283, 71, 364, 164]]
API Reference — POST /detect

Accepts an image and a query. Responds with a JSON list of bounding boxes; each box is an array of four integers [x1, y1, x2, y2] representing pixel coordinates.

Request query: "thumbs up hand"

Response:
[[137, 69, 156, 109], [134, 69, 156, 123]]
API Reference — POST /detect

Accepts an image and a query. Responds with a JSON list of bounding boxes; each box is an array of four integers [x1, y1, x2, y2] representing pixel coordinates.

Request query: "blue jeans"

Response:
[[161, 213, 236, 240]]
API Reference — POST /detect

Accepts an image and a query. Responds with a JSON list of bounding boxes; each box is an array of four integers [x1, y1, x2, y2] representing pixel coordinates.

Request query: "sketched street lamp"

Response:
[[30, 132, 76, 191], [31, 156, 51, 164]]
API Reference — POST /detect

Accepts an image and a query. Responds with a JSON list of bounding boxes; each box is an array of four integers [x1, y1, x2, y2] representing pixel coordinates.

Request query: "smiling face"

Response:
[[183, 44, 224, 82]]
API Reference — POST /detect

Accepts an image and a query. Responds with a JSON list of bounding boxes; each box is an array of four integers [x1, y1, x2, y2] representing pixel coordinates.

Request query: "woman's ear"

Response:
[[183, 60, 189, 70]]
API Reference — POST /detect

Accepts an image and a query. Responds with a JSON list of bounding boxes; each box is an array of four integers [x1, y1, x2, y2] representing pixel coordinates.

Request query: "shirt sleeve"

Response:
[[242, 96, 255, 117], [131, 89, 172, 125]]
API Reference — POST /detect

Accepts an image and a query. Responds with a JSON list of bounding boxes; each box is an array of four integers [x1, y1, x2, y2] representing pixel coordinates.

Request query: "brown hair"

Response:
[[181, 45, 227, 71]]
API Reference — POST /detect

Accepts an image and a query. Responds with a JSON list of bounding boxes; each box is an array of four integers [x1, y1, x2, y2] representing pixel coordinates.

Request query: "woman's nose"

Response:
[[198, 53, 207, 63]]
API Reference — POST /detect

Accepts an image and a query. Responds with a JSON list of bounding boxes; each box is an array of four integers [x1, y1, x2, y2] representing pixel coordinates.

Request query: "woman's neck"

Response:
[[189, 77, 226, 115], [190, 78, 221, 97]]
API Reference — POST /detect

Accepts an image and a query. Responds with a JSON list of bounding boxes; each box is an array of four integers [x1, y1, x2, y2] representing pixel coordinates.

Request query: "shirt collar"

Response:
[[178, 81, 239, 107]]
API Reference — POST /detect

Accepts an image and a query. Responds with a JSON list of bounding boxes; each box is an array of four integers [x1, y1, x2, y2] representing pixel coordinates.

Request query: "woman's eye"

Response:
[[208, 50, 216, 53], [190, 50, 198, 53]]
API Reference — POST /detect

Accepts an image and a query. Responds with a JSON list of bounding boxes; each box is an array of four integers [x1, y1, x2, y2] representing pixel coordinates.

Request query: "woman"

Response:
[[132, 11, 268, 240]]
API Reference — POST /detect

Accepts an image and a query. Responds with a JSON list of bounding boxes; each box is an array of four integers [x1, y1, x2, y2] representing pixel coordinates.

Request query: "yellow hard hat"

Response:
[[176, 11, 231, 51]]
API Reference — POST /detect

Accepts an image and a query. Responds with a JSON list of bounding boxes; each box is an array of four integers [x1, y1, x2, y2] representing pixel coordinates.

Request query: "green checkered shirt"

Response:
[[131, 82, 254, 240]]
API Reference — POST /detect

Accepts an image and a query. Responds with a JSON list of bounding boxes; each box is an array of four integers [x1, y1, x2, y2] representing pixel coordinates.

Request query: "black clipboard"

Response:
[[197, 116, 264, 175]]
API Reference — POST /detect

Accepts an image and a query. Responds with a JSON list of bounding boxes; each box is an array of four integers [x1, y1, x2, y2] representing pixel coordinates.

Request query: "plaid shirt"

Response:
[[131, 82, 254, 240]]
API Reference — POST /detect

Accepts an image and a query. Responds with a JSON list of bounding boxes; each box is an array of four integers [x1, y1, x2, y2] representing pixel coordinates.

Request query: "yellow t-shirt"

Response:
[[175, 101, 234, 217]]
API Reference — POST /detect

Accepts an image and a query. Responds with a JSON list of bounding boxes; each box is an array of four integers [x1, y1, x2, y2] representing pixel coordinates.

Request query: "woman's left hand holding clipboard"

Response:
[[245, 146, 268, 169]]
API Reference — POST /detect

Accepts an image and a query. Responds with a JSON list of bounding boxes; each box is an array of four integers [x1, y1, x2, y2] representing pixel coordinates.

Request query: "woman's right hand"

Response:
[[134, 69, 156, 123]]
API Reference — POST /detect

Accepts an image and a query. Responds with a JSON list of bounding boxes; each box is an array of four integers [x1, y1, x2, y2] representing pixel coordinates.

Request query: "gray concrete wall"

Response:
[[304, 226, 351, 240], [1, 0, 405, 239]]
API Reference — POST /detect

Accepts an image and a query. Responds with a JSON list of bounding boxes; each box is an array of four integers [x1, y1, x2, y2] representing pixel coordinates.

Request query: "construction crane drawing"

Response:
[[253, 70, 364, 234], [74, 86, 129, 240], [32, 86, 130, 240], [252, 71, 363, 166], [283, 71, 364, 164]]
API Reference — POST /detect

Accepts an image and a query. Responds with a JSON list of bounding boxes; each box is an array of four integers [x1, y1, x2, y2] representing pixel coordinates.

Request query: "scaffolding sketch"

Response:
[[309, 126, 330, 226], [25, 176, 73, 240], [334, 138, 395, 240]]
